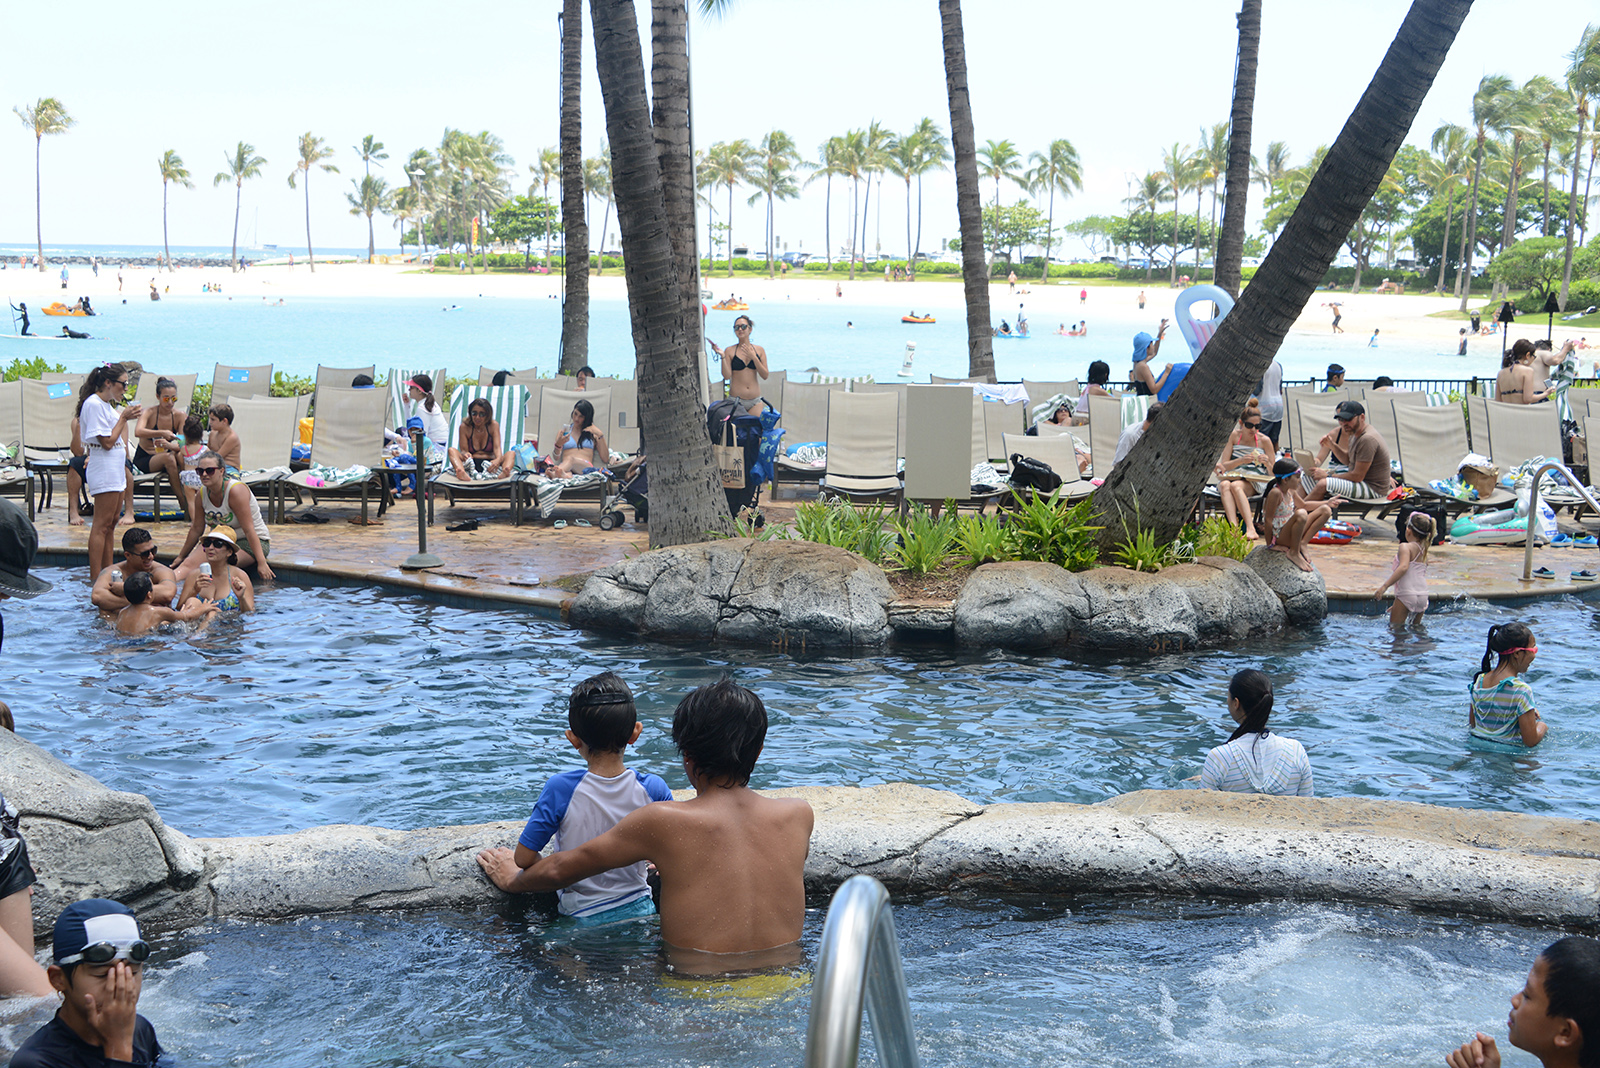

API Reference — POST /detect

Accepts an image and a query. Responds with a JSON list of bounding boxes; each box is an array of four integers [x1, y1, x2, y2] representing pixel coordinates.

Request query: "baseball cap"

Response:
[[1334, 400, 1366, 422], [0, 497, 52, 599], [52, 899, 146, 964], [1327, 363, 1346, 376]]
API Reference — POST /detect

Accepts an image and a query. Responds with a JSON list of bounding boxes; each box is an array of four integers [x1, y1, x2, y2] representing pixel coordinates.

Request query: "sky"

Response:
[[2, 0, 1595, 259]]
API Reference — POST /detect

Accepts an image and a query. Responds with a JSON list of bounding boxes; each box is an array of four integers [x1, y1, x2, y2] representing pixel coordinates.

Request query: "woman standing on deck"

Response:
[[1199, 669, 1313, 796], [78, 365, 142, 580], [711, 314, 771, 416]]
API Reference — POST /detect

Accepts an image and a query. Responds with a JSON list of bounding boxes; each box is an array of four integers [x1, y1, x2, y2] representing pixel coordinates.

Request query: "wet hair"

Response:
[[183, 414, 204, 444], [1534, 338, 1553, 352], [123, 571, 153, 606], [121, 527, 153, 554], [1087, 360, 1110, 386], [671, 676, 767, 786], [567, 671, 638, 753], [1144, 401, 1164, 425], [1373, 376, 1394, 389], [209, 403, 233, 425], [490, 370, 511, 387], [1405, 511, 1435, 565], [467, 398, 493, 420], [409, 374, 438, 412], [1474, 622, 1535, 686], [572, 399, 595, 431], [1540, 935, 1600, 1067], [351, 374, 375, 388], [155, 376, 177, 399], [1226, 669, 1274, 742], [77, 363, 126, 417]]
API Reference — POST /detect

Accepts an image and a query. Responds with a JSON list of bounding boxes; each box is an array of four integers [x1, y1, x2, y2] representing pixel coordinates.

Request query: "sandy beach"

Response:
[[6, 259, 1590, 352]]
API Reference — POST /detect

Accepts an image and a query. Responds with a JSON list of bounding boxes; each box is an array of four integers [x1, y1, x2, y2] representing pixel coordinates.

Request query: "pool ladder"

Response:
[[1521, 460, 1600, 581], [804, 875, 921, 1068]]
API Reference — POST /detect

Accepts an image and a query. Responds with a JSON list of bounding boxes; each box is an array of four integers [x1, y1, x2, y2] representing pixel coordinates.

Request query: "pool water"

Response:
[[8, 566, 1600, 837], [0, 896, 1536, 1068]]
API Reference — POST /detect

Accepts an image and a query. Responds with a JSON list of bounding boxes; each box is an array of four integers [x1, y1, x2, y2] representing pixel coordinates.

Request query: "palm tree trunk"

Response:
[[861, 172, 873, 263], [767, 192, 775, 278], [34, 137, 43, 272], [1459, 133, 1486, 311], [544, 177, 553, 264], [1169, 193, 1181, 286], [939, 0, 995, 382], [914, 173, 925, 269], [1559, 101, 1588, 309], [1494, 138, 1524, 297], [560, 0, 589, 372], [1540, 143, 1552, 237], [848, 176, 857, 281], [1091, 0, 1472, 551], [1436, 185, 1454, 294], [824, 174, 832, 269], [649, 0, 703, 390], [231, 182, 242, 273], [162, 180, 172, 273], [304, 176, 317, 274], [726, 184, 735, 278], [904, 177, 914, 281], [588, 0, 730, 546], [1041, 186, 1054, 286], [367, 210, 376, 264]]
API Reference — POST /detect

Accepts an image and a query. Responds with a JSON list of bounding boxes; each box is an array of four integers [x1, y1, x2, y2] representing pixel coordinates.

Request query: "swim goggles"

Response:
[[58, 940, 151, 966]]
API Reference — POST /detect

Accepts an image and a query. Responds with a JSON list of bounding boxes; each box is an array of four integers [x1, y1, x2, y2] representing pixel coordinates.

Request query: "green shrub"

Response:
[[886, 504, 959, 576], [955, 511, 1010, 565], [1003, 491, 1101, 571], [270, 372, 315, 397], [793, 499, 895, 565], [1112, 527, 1173, 572], [190, 383, 212, 414], [1561, 279, 1600, 311], [1, 356, 66, 382], [1178, 516, 1251, 562]]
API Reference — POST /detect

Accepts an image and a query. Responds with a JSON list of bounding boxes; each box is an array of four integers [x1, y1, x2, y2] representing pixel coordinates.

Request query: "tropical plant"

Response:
[[859, 120, 895, 262], [793, 499, 895, 564], [1424, 123, 1472, 294], [954, 511, 1009, 565], [835, 128, 869, 279], [1251, 139, 1291, 200], [465, 130, 514, 272], [804, 137, 849, 270], [1460, 73, 1517, 310], [1159, 142, 1201, 284], [213, 141, 267, 272], [1490, 76, 1557, 297], [703, 139, 754, 275], [1025, 139, 1082, 285], [1123, 172, 1174, 279], [1198, 121, 1230, 280], [157, 150, 193, 273], [286, 132, 339, 272], [886, 505, 959, 575], [1112, 526, 1173, 573], [748, 129, 803, 277], [1560, 23, 1600, 307], [560, 0, 588, 371], [976, 139, 1024, 206], [1, 356, 66, 382], [13, 97, 74, 271], [1002, 491, 1101, 571], [346, 175, 393, 263], [1182, 516, 1252, 561], [531, 146, 561, 263], [939, 0, 996, 383], [351, 135, 388, 261], [583, 149, 613, 273], [906, 118, 949, 269]]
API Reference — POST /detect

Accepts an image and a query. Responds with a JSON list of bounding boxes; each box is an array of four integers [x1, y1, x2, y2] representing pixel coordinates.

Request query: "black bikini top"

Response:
[[730, 355, 750, 372]]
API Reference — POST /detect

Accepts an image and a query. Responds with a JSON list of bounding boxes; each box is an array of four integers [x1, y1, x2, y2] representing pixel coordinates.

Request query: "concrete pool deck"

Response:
[[27, 492, 1600, 614]]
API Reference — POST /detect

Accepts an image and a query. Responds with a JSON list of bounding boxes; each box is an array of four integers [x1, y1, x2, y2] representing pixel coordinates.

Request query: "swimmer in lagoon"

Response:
[[1469, 622, 1546, 748], [1446, 935, 1599, 1068], [479, 677, 813, 962]]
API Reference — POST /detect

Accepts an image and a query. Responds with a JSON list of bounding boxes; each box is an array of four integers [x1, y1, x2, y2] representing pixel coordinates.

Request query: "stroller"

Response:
[[707, 398, 782, 522], [601, 458, 647, 529]]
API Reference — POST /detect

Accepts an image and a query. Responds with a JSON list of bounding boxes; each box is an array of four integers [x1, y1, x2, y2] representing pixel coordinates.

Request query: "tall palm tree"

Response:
[[286, 132, 339, 272], [346, 176, 392, 262], [648, 0, 703, 376], [1199, 121, 1230, 281], [1125, 172, 1172, 282], [157, 150, 193, 274], [531, 146, 561, 263], [703, 139, 753, 276], [1216, 0, 1259, 297], [352, 135, 388, 262], [939, 0, 995, 382], [835, 128, 869, 279], [466, 130, 513, 270], [859, 120, 894, 261], [1093, 0, 1473, 548], [804, 137, 849, 269], [1024, 139, 1082, 285], [1251, 140, 1291, 199], [976, 138, 1024, 206], [13, 98, 75, 271], [213, 141, 267, 273], [558, 0, 588, 371], [402, 148, 437, 255], [1492, 76, 1555, 294], [1459, 73, 1516, 311], [583, 149, 613, 274], [1159, 142, 1199, 285], [747, 130, 802, 277], [1426, 123, 1471, 294], [1560, 23, 1600, 308], [905, 117, 949, 268], [587, 0, 730, 545]]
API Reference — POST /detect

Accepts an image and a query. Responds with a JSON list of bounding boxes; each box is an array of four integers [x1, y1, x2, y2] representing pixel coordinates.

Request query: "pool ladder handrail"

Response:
[[1521, 461, 1600, 581], [804, 875, 921, 1068]]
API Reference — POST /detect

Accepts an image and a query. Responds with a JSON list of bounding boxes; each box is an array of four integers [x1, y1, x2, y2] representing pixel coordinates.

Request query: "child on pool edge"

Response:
[[1374, 511, 1435, 627], [1446, 935, 1599, 1068], [1260, 458, 1337, 573], [1469, 622, 1547, 748]]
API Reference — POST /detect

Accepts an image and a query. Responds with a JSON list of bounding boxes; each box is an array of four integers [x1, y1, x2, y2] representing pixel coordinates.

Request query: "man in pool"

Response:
[[9, 899, 163, 1068], [91, 529, 178, 612], [477, 677, 813, 958]]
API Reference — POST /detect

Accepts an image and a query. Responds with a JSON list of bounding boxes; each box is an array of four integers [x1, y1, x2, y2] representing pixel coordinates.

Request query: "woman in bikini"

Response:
[[544, 400, 606, 480], [449, 398, 513, 479], [132, 377, 186, 502], [178, 524, 254, 613], [710, 314, 771, 415], [1496, 339, 1546, 404], [1214, 399, 1273, 541]]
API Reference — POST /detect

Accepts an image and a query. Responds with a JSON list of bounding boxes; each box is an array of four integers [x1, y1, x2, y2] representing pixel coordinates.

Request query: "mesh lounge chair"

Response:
[[853, 382, 908, 459], [1001, 431, 1093, 501], [1022, 379, 1080, 415], [478, 365, 540, 386], [212, 363, 273, 402], [520, 386, 617, 524], [1483, 400, 1579, 508], [904, 387, 1006, 513], [1465, 394, 1493, 453], [431, 384, 531, 523], [1086, 394, 1125, 478], [772, 381, 833, 498], [315, 365, 377, 391], [228, 395, 302, 523], [386, 367, 447, 429], [819, 390, 902, 507], [1392, 403, 1515, 516], [0, 381, 33, 518], [284, 386, 392, 522], [21, 378, 80, 513]]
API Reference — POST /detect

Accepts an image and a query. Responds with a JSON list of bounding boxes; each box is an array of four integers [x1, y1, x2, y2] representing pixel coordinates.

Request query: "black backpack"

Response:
[[1395, 500, 1448, 545], [1009, 454, 1062, 493]]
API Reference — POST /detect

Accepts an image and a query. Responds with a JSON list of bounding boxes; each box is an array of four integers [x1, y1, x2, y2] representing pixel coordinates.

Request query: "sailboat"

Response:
[[247, 209, 277, 252]]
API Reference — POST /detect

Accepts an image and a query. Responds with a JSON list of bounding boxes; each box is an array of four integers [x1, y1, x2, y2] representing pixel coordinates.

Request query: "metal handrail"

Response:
[[1522, 460, 1600, 581], [803, 876, 921, 1068]]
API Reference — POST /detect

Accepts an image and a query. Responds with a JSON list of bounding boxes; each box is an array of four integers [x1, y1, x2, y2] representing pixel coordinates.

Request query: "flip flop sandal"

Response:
[[1533, 566, 1557, 579], [446, 519, 479, 532], [575, 519, 592, 527], [1549, 533, 1573, 546], [553, 519, 568, 529], [1573, 570, 1598, 582], [1573, 534, 1599, 548]]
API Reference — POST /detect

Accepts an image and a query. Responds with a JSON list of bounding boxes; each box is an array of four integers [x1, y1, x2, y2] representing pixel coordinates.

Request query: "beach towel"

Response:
[[527, 469, 609, 518], [308, 462, 374, 487]]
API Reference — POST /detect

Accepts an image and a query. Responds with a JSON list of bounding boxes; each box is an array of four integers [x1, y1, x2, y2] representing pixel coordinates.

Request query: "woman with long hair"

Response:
[[1198, 669, 1313, 796], [78, 364, 142, 580]]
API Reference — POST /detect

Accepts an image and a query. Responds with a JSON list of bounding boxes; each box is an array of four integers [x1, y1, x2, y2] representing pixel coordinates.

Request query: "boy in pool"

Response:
[[1446, 935, 1598, 1068], [493, 672, 673, 925], [114, 571, 214, 636], [479, 677, 813, 957]]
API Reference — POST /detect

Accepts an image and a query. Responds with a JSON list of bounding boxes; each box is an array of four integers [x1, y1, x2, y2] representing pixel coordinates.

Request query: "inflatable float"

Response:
[[1308, 519, 1363, 545], [712, 300, 748, 311], [1450, 507, 1551, 546], [902, 315, 936, 324], [41, 302, 88, 317]]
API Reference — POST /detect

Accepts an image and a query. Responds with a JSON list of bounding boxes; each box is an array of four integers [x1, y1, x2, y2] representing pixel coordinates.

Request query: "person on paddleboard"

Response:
[[8, 302, 29, 336]]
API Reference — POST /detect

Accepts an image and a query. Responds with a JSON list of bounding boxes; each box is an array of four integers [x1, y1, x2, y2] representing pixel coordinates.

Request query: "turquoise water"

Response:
[[8, 567, 1600, 838], [16, 290, 1495, 390]]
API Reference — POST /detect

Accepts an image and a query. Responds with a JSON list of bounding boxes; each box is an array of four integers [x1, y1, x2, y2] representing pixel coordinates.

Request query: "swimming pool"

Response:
[[0, 895, 1544, 1068], [8, 566, 1600, 838]]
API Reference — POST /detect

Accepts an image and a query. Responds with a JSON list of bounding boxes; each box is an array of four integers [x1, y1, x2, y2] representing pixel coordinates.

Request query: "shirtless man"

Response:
[[478, 677, 813, 961], [207, 404, 241, 476], [710, 314, 771, 417], [91, 528, 178, 612]]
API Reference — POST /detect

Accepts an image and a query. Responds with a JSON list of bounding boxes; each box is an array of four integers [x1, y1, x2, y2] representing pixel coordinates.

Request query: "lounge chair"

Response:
[[132, 372, 198, 411], [478, 365, 540, 386], [211, 363, 273, 402], [21, 378, 79, 513], [772, 381, 833, 498], [1362, 392, 1426, 477], [853, 382, 908, 459], [520, 386, 617, 523], [228, 395, 302, 523], [1085, 394, 1124, 478], [315, 364, 377, 391], [1000, 432, 1093, 501], [0, 382, 34, 519], [1391, 403, 1515, 516], [1484, 400, 1580, 508], [819, 390, 903, 507], [283, 386, 393, 522], [1022, 379, 1080, 415], [385, 366, 447, 429], [430, 384, 532, 524], [904, 387, 1007, 513]]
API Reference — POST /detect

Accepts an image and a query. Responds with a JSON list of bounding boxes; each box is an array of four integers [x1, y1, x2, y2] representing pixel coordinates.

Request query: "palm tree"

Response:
[[559, 0, 588, 371], [1459, 73, 1516, 311], [347, 176, 393, 262], [401, 148, 437, 256], [939, 0, 995, 382], [835, 128, 869, 279], [1424, 123, 1471, 294], [703, 139, 753, 276], [804, 137, 849, 270], [351, 135, 388, 262], [976, 138, 1024, 206], [1092, 0, 1473, 549], [286, 132, 339, 272], [1251, 140, 1291, 199], [213, 141, 267, 273], [531, 146, 561, 263], [747, 130, 802, 277], [466, 130, 513, 270], [1025, 139, 1082, 285], [583, 149, 613, 274], [1216, 0, 1259, 297], [1124, 171, 1172, 282], [586, 0, 730, 545], [157, 150, 193, 274], [647, 0, 703, 372], [1199, 121, 1230, 281], [905, 117, 949, 268], [1492, 76, 1555, 294], [860, 120, 894, 261], [1159, 142, 1199, 285], [13, 98, 75, 271], [1560, 23, 1600, 308]]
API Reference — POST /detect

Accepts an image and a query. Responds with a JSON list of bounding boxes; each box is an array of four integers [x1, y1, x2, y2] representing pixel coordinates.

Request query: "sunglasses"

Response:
[[1244, 421, 1262, 428], [59, 940, 151, 966], [196, 466, 221, 476], [200, 538, 230, 550], [129, 546, 158, 560]]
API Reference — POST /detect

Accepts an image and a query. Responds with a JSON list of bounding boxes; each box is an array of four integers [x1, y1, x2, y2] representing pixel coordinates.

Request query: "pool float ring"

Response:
[[1308, 519, 1363, 545], [1449, 507, 1550, 546]]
